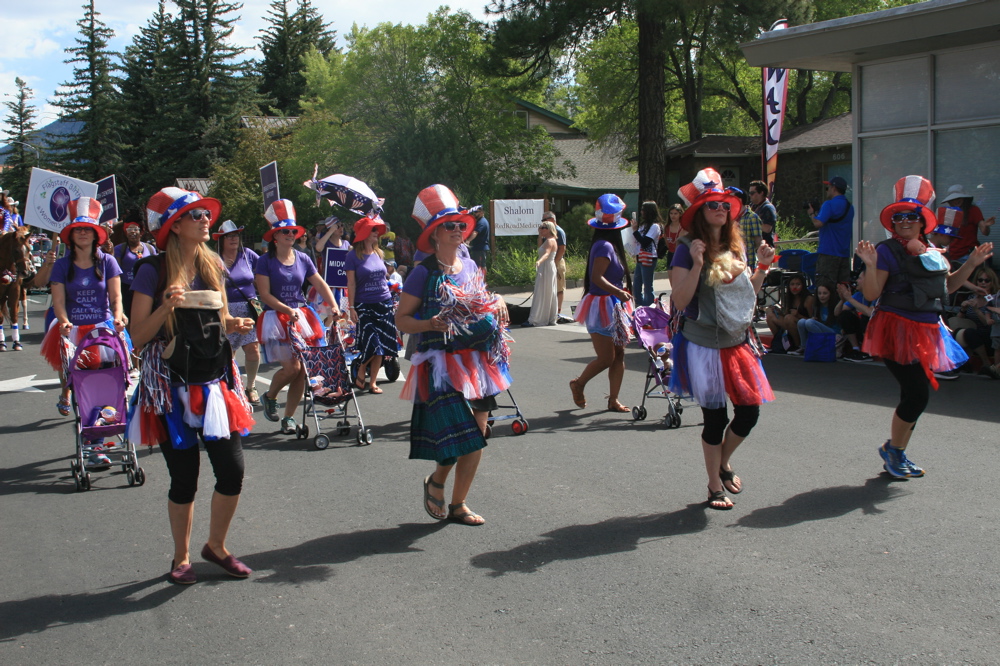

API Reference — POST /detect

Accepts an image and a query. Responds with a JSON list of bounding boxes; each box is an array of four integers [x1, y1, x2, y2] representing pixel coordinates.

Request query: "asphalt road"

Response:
[[2, 293, 999, 665]]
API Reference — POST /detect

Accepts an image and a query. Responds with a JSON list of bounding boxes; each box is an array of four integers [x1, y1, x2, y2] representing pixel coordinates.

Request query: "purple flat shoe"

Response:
[[201, 544, 252, 578], [169, 560, 197, 585]]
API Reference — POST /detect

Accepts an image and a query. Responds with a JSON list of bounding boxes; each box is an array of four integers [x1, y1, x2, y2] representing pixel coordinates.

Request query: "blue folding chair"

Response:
[[800, 252, 818, 288], [776, 249, 809, 273]]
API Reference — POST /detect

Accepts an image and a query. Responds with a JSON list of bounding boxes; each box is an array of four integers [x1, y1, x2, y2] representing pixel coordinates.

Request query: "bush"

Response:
[[774, 217, 816, 252], [489, 237, 539, 287]]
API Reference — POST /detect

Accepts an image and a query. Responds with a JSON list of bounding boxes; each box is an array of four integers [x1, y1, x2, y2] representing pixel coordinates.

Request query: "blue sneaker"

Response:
[[898, 449, 925, 477], [878, 441, 910, 478]]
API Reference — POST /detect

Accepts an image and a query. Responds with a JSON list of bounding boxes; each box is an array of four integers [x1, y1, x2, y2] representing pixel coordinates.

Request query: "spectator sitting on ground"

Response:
[[954, 266, 1000, 379], [836, 273, 874, 362], [793, 278, 841, 356], [765, 273, 813, 353]]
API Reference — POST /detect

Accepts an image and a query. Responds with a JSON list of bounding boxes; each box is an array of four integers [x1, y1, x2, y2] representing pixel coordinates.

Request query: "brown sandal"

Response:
[[607, 398, 630, 413], [569, 378, 586, 408]]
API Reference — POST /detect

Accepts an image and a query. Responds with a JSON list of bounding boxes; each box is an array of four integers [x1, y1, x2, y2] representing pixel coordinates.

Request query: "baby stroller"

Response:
[[485, 389, 529, 438], [65, 328, 145, 490], [294, 325, 373, 450], [631, 304, 683, 428]]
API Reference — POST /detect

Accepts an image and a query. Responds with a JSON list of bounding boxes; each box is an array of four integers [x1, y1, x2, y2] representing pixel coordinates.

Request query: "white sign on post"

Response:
[[493, 199, 545, 236], [23, 168, 98, 234]]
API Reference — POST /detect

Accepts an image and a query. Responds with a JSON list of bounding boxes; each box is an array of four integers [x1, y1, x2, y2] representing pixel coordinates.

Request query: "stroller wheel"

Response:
[[511, 419, 528, 436], [384, 357, 400, 383], [82, 473, 92, 491], [135, 467, 146, 485], [314, 434, 331, 450], [632, 406, 647, 421], [338, 425, 351, 437], [126, 469, 136, 486], [297, 424, 309, 440], [356, 428, 374, 446]]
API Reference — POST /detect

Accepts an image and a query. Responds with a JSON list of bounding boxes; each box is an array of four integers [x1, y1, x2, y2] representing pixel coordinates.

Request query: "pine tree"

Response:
[[49, 0, 123, 182], [258, 0, 337, 115], [2, 78, 40, 199]]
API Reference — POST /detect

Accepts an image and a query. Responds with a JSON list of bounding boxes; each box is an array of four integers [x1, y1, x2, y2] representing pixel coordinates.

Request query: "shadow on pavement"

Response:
[[0, 418, 66, 436], [732, 476, 909, 529], [242, 521, 448, 584], [470, 504, 709, 576], [0, 577, 184, 641]]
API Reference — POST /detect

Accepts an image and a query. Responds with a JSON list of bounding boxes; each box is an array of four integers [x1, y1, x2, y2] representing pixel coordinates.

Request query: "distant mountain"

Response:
[[0, 119, 84, 164]]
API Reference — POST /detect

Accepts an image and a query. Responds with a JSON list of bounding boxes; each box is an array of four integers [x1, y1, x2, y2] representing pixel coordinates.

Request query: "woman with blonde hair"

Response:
[[524, 220, 558, 327], [130, 187, 256, 584], [669, 169, 776, 510]]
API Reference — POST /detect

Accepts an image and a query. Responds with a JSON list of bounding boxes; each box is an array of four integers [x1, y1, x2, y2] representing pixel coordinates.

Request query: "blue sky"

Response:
[[0, 0, 492, 137]]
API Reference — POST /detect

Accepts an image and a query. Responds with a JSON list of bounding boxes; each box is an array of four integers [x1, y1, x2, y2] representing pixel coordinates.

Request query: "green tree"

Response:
[[257, 0, 338, 115], [2, 77, 41, 199], [49, 0, 123, 182]]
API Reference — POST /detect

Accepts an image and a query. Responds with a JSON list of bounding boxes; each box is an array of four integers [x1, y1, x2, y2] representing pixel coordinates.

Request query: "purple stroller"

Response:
[[65, 328, 145, 490], [631, 305, 683, 428]]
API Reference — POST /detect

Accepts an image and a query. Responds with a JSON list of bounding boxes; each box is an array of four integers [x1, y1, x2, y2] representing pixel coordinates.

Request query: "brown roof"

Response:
[[778, 113, 852, 152], [663, 135, 760, 158], [546, 136, 639, 191], [240, 116, 300, 131]]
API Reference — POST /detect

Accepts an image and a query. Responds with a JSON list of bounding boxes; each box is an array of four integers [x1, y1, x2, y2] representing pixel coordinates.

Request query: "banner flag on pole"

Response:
[[260, 161, 280, 210], [22, 167, 98, 234], [96, 175, 118, 224], [762, 19, 790, 196]]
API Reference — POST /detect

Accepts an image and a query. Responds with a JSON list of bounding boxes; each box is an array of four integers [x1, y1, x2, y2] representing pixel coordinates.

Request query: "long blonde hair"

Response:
[[163, 231, 225, 336], [353, 238, 384, 260]]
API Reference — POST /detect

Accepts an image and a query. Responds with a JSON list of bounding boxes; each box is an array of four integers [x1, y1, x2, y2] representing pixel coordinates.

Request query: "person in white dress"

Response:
[[524, 221, 558, 327]]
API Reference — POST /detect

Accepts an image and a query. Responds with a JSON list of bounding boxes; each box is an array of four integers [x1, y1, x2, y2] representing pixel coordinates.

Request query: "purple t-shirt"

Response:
[[50, 251, 122, 325], [113, 242, 158, 285], [670, 242, 701, 319], [875, 242, 939, 323], [346, 251, 391, 304], [413, 243, 471, 264], [403, 258, 479, 299], [255, 250, 316, 309], [223, 248, 259, 303], [587, 240, 625, 296]]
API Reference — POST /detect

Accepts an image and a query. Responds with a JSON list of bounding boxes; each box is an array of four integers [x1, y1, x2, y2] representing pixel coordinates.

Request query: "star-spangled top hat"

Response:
[[411, 184, 474, 254], [587, 193, 629, 230], [145, 187, 222, 250], [61, 197, 108, 246], [880, 175, 936, 234], [262, 199, 304, 242], [676, 168, 742, 230]]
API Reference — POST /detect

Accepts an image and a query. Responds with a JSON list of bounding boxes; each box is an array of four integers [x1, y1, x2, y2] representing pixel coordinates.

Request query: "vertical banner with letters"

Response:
[[322, 247, 350, 288], [260, 161, 280, 209], [23, 167, 98, 234], [96, 175, 118, 224], [492, 199, 545, 236], [761, 19, 789, 196]]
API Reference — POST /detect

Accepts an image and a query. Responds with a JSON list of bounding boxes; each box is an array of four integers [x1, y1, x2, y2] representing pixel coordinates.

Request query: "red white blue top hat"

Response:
[[263, 199, 304, 242], [933, 206, 964, 238], [61, 197, 108, 245], [677, 168, 741, 230], [880, 175, 936, 234], [411, 184, 474, 253], [146, 187, 222, 250], [587, 193, 628, 230]]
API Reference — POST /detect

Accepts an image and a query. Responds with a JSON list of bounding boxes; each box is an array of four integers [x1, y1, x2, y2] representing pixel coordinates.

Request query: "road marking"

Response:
[[0, 374, 62, 393]]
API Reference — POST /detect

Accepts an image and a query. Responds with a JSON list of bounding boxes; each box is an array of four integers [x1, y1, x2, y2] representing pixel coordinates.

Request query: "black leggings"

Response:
[[838, 311, 868, 339], [159, 432, 245, 504], [701, 404, 760, 446], [884, 360, 930, 424]]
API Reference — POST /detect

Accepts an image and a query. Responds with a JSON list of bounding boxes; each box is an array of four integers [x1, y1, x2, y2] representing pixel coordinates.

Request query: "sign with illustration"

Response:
[[23, 168, 98, 234]]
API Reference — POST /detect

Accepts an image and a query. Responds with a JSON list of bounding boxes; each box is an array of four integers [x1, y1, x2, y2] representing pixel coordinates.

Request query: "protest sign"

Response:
[[96, 175, 118, 224], [260, 161, 280, 209], [23, 168, 98, 234], [492, 199, 545, 236], [323, 247, 349, 288]]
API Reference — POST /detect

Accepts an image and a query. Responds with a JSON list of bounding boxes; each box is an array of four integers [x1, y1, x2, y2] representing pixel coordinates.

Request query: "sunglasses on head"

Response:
[[187, 209, 212, 222], [704, 201, 731, 211], [441, 221, 467, 232], [891, 212, 921, 223], [275, 229, 297, 236]]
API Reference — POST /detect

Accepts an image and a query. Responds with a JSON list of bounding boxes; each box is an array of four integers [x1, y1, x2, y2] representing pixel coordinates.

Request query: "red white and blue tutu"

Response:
[[401, 348, 512, 404], [574, 293, 634, 345], [41, 318, 133, 373], [668, 331, 774, 409], [126, 340, 254, 449], [255, 306, 325, 363], [863, 309, 968, 389]]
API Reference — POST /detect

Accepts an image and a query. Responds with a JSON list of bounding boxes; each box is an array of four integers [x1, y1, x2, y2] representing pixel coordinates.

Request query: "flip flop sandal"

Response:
[[12, 342, 22, 351], [607, 399, 630, 413], [720, 467, 742, 494], [706, 488, 734, 510], [447, 501, 484, 526], [423, 475, 446, 520], [57, 398, 72, 417], [369, 386, 383, 394]]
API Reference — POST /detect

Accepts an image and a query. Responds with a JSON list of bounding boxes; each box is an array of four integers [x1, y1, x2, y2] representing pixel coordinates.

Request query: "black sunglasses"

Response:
[[187, 209, 212, 222], [976, 277, 992, 283], [442, 221, 467, 232], [704, 201, 731, 211], [275, 229, 297, 236], [891, 213, 921, 223]]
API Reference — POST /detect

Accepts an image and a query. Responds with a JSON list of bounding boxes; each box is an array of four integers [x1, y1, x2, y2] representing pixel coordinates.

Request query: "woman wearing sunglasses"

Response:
[[955, 267, 1000, 378], [255, 200, 339, 434], [346, 216, 398, 394], [130, 187, 256, 585], [569, 194, 635, 413], [668, 169, 775, 510], [855, 176, 993, 479], [397, 185, 511, 526]]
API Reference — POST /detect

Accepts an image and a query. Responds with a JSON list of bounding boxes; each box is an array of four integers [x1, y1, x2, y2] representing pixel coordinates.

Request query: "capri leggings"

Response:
[[884, 359, 931, 424], [701, 404, 760, 446], [159, 432, 245, 504]]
